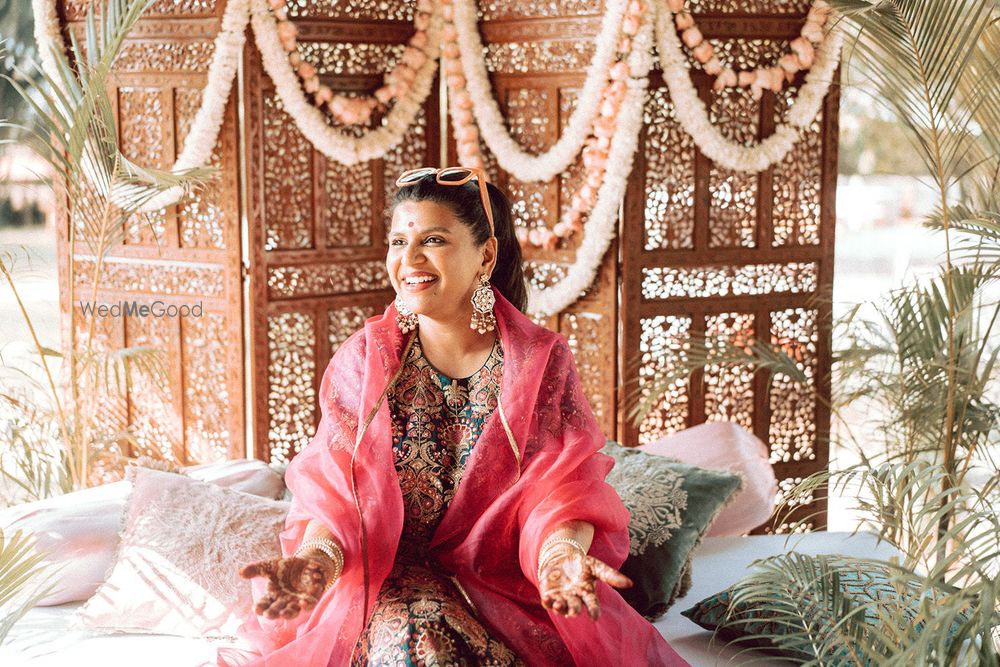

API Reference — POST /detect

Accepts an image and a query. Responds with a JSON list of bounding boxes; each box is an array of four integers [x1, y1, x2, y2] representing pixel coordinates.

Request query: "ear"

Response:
[[481, 236, 498, 275]]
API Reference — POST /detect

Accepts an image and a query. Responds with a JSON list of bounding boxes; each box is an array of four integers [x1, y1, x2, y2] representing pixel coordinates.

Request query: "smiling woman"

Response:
[[232, 169, 687, 667]]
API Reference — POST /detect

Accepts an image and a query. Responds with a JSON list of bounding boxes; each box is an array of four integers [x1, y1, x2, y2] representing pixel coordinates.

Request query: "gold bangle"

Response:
[[295, 538, 344, 590], [536, 537, 586, 582]]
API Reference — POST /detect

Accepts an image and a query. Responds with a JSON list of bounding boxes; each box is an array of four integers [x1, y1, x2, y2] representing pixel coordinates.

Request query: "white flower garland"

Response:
[[526, 6, 653, 318], [249, 0, 442, 165], [32, 0, 250, 212], [655, 0, 843, 173], [451, 0, 630, 183]]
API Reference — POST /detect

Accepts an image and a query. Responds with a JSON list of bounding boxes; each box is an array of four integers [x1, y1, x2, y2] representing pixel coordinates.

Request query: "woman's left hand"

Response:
[[538, 546, 633, 620]]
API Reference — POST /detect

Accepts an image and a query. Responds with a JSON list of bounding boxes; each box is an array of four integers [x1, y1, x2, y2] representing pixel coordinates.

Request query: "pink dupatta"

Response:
[[220, 287, 688, 667]]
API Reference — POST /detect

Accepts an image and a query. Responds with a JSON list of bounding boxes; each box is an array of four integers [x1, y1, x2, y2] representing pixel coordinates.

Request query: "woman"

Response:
[[229, 167, 687, 666]]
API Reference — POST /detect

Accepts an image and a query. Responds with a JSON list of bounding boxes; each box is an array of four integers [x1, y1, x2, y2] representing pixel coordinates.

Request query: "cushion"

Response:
[[639, 422, 778, 537], [0, 458, 285, 606], [76, 466, 290, 639], [600, 440, 743, 621], [681, 553, 976, 662]]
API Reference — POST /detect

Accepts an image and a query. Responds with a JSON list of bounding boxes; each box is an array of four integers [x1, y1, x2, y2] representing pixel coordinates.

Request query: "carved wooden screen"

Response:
[[620, 1, 837, 531], [453, 6, 621, 439], [56, 0, 245, 482], [242, 2, 440, 463]]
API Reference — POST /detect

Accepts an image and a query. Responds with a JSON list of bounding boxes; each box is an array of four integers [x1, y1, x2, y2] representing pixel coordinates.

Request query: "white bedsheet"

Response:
[[1, 531, 896, 666]]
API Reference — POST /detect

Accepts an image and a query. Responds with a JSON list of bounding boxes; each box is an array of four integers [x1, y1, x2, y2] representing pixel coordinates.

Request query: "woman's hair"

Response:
[[390, 173, 528, 313]]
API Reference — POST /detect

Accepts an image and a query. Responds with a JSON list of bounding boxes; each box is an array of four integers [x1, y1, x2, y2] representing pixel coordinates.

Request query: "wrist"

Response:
[[294, 538, 344, 590]]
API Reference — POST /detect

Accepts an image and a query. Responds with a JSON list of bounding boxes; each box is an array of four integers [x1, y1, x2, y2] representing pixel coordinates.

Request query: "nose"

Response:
[[401, 241, 426, 265]]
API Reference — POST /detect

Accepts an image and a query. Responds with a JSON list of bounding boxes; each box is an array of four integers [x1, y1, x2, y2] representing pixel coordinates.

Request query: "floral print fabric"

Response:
[[350, 333, 525, 666]]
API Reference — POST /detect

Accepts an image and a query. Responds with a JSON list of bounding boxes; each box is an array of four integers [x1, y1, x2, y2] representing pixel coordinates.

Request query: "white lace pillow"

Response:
[[76, 466, 290, 638]]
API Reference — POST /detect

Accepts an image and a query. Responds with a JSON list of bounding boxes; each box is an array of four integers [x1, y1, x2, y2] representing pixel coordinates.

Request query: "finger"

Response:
[[254, 589, 277, 613], [581, 589, 601, 621], [281, 601, 300, 619], [587, 557, 633, 589], [566, 593, 583, 617], [241, 559, 278, 580]]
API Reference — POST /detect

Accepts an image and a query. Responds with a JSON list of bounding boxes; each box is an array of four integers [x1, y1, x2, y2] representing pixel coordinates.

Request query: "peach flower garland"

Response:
[[668, 0, 834, 100], [269, 0, 436, 125], [442, 0, 649, 250]]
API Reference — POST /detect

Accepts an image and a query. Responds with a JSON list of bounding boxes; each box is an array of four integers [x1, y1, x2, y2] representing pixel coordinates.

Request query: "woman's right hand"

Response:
[[239, 554, 337, 620]]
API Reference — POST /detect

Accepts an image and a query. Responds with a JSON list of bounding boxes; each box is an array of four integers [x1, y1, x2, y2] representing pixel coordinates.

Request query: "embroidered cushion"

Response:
[[0, 458, 286, 606], [600, 440, 743, 620], [76, 466, 290, 638], [680, 553, 978, 662], [638, 421, 778, 537]]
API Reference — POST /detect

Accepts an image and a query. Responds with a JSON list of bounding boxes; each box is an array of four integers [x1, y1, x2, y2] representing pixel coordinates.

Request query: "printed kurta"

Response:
[[350, 334, 525, 665]]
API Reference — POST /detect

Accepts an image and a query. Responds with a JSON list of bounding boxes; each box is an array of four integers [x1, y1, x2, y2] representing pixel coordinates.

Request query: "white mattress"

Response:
[[1, 531, 896, 666]]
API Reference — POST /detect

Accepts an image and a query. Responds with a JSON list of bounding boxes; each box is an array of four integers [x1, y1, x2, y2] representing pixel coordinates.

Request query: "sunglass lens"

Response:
[[437, 167, 473, 183]]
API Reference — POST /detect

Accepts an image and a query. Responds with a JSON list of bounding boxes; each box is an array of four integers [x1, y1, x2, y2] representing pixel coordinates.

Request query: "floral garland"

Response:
[[442, 0, 647, 250], [525, 7, 653, 318], [669, 0, 833, 98], [32, 0, 250, 212], [249, 0, 443, 165], [270, 0, 434, 126], [655, 0, 843, 173], [450, 0, 631, 183]]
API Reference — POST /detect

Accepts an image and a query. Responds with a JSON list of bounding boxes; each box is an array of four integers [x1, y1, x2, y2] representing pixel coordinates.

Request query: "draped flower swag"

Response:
[[32, 0, 250, 213], [655, 0, 844, 173], [32, 0, 840, 314]]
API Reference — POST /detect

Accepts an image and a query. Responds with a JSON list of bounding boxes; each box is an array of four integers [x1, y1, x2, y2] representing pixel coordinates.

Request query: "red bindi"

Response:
[[407, 221, 414, 227]]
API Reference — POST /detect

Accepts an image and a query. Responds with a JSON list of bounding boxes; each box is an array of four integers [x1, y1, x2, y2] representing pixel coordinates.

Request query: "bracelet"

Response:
[[536, 537, 586, 582], [294, 538, 344, 591]]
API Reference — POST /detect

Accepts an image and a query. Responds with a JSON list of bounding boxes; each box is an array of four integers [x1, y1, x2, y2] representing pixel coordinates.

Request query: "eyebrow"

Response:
[[389, 226, 452, 237]]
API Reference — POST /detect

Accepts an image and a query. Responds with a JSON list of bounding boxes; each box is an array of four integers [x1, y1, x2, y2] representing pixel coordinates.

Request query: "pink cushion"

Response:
[[0, 458, 284, 606], [638, 422, 778, 536]]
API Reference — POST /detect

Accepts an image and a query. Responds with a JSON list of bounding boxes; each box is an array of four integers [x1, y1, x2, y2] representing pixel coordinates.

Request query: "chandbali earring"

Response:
[[395, 295, 418, 333], [470, 273, 496, 334]]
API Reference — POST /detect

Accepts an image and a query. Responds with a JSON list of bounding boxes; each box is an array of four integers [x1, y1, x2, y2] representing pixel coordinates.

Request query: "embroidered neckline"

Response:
[[413, 333, 501, 383]]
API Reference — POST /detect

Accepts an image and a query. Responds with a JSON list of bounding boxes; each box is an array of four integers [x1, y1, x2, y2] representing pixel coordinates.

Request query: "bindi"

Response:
[[407, 221, 414, 227]]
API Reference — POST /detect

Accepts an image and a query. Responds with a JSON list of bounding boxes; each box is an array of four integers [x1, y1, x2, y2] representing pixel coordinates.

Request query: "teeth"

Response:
[[406, 276, 436, 284]]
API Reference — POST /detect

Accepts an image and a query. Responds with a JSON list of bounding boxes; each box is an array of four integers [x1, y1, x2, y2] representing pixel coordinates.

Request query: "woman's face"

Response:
[[387, 199, 497, 322]]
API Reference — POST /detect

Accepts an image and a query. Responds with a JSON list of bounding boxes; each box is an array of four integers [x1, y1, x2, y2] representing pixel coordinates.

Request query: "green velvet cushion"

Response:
[[600, 439, 743, 621], [681, 553, 977, 663]]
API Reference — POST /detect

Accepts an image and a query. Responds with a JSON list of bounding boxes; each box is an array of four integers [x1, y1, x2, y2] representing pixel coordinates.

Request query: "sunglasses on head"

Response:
[[395, 166, 495, 238]]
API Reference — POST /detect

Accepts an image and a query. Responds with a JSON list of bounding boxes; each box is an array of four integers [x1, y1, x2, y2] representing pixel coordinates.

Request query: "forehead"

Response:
[[390, 200, 460, 231]]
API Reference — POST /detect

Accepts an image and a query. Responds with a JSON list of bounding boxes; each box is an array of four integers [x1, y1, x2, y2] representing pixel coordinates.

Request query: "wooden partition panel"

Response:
[[57, 0, 245, 483], [242, 2, 440, 463], [619, 1, 838, 531]]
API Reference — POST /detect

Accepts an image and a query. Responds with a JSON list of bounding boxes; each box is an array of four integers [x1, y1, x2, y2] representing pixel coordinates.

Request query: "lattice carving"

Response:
[[561, 310, 614, 432], [708, 85, 759, 248], [267, 311, 316, 463], [773, 94, 823, 246], [768, 308, 818, 464], [119, 88, 167, 245], [478, 0, 604, 21], [267, 261, 391, 298], [182, 313, 233, 463], [298, 42, 405, 76], [687, 0, 810, 13], [286, 0, 413, 20], [704, 312, 755, 428], [641, 262, 818, 300], [637, 316, 691, 443], [643, 87, 695, 250], [176, 87, 227, 249], [328, 305, 379, 356], [124, 315, 182, 464], [485, 42, 596, 74], [263, 92, 314, 250]]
